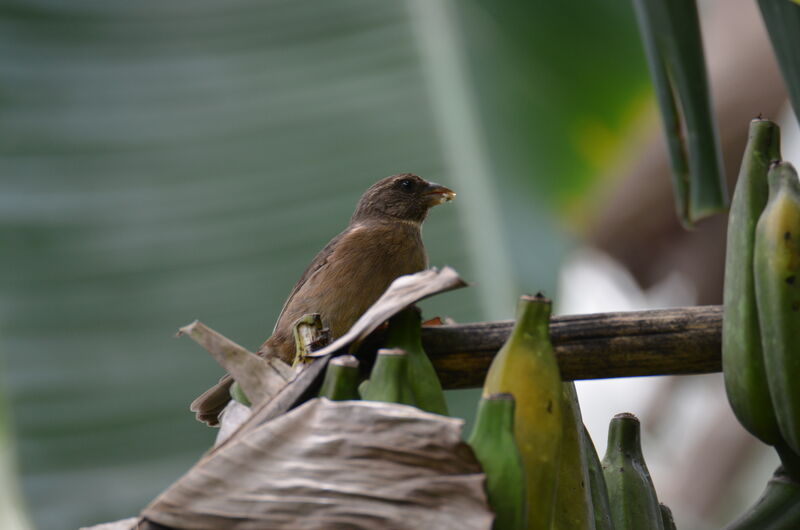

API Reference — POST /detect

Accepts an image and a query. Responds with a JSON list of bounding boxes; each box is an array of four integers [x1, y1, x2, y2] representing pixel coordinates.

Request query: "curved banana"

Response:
[[754, 161, 800, 454], [385, 307, 448, 415], [602, 413, 664, 530], [467, 393, 526, 530], [723, 118, 783, 445], [552, 383, 594, 530], [360, 348, 416, 406], [482, 294, 562, 530], [584, 424, 614, 530]]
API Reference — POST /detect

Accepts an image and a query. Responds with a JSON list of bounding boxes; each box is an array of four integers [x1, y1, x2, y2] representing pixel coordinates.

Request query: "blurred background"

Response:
[[1, 0, 797, 528]]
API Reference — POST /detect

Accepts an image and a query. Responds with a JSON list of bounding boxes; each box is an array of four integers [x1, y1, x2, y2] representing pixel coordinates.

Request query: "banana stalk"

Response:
[[602, 413, 664, 530], [318, 354, 360, 401], [723, 467, 800, 529], [722, 118, 783, 445], [360, 348, 416, 406], [467, 393, 526, 530], [754, 161, 800, 454], [483, 294, 562, 530], [385, 307, 448, 415], [552, 383, 594, 530], [584, 424, 614, 530]]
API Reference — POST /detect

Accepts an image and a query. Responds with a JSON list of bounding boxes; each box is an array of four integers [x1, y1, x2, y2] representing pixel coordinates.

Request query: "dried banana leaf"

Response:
[[141, 399, 491, 530], [177, 320, 294, 406]]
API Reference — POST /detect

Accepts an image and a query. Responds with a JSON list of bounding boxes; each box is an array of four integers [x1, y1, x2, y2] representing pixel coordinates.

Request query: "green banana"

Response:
[[754, 161, 800, 454], [583, 424, 614, 530], [483, 294, 562, 530], [659, 503, 676, 530], [385, 307, 448, 415], [722, 118, 783, 445], [360, 348, 416, 406], [723, 467, 800, 529], [467, 393, 526, 530], [318, 354, 360, 401], [602, 413, 664, 530], [552, 383, 594, 530]]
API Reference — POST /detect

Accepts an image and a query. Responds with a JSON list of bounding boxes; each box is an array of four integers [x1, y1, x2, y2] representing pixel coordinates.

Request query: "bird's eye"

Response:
[[399, 179, 414, 191]]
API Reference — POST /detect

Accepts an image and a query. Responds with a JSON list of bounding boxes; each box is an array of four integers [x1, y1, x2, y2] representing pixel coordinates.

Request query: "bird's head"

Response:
[[350, 174, 455, 224]]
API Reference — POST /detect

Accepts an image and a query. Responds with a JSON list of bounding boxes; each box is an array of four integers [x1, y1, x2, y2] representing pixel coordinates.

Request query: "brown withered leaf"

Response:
[[141, 399, 492, 530], [177, 320, 294, 406]]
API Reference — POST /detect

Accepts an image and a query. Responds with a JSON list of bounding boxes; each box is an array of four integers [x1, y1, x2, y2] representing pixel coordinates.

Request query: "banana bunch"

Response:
[[356, 306, 449, 413], [467, 393, 526, 530], [601, 413, 664, 530], [482, 294, 563, 530], [359, 348, 416, 405], [723, 117, 800, 461], [384, 307, 449, 415]]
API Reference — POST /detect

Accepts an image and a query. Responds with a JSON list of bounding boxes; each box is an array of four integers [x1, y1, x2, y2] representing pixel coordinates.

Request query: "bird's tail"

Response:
[[190, 374, 234, 427], [189, 341, 286, 426]]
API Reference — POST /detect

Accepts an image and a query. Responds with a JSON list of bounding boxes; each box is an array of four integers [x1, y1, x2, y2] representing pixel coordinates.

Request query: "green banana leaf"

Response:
[[0, 1, 646, 528], [758, 0, 800, 128], [631, 0, 728, 226]]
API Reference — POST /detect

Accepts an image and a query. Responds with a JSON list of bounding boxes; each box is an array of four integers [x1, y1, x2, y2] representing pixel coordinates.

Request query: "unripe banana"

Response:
[[754, 161, 800, 454], [583, 424, 614, 530], [552, 383, 594, 530], [482, 294, 562, 530], [318, 354, 360, 401], [602, 413, 664, 530], [360, 348, 416, 406], [385, 307, 448, 415], [723, 118, 783, 445], [723, 466, 800, 529], [467, 393, 526, 530]]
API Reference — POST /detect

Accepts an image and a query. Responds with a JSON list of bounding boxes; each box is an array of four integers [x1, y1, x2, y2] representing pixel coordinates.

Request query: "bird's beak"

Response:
[[423, 182, 456, 206]]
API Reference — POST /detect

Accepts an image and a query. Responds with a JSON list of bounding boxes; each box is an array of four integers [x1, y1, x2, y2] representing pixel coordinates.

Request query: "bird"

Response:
[[190, 173, 455, 425]]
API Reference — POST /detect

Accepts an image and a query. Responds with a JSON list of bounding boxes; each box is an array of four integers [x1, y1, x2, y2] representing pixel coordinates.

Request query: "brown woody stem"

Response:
[[420, 305, 722, 389]]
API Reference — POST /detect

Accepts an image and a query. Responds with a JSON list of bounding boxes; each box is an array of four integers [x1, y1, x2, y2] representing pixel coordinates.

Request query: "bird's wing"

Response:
[[270, 227, 349, 333]]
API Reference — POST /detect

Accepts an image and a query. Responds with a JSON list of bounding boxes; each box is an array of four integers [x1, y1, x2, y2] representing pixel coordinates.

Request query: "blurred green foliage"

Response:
[[0, 1, 646, 528]]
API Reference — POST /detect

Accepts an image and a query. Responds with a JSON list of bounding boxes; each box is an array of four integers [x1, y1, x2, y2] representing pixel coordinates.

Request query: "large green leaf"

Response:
[[0, 1, 645, 528]]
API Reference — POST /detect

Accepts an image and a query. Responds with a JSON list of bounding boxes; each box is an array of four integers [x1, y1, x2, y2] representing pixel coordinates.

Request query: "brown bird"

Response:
[[191, 173, 455, 425]]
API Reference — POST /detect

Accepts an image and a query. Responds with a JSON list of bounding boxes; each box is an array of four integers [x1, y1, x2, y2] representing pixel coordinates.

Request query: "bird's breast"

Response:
[[290, 222, 426, 338]]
